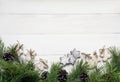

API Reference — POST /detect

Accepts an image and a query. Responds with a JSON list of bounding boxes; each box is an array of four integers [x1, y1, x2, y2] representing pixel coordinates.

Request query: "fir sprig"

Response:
[[0, 39, 5, 59], [88, 67, 104, 82], [0, 60, 39, 82], [101, 62, 120, 82], [45, 63, 63, 82], [67, 60, 89, 82], [6, 44, 20, 63], [108, 47, 120, 72]]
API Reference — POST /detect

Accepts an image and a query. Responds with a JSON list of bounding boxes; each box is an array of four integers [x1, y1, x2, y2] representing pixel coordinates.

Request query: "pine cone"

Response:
[[2, 53, 13, 61], [41, 71, 48, 80], [80, 72, 88, 82], [58, 70, 68, 82]]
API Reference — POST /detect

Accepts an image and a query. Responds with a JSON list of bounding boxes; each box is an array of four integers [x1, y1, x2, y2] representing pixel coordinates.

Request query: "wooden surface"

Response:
[[1, 34, 120, 57], [0, 0, 120, 68], [0, 0, 120, 34]]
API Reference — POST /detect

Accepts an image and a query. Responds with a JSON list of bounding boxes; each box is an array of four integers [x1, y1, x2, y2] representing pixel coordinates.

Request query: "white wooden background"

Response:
[[0, 0, 120, 70]]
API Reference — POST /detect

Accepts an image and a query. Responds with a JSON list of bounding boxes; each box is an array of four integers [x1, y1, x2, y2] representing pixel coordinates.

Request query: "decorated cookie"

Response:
[[70, 48, 80, 59], [35, 58, 48, 72], [26, 49, 37, 61], [60, 54, 70, 66], [16, 41, 24, 56], [60, 48, 80, 66], [67, 54, 76, 65]]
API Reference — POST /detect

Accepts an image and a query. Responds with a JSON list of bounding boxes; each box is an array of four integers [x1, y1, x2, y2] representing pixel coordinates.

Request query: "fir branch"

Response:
[[67, 60, 89, 82], [0, 39, 5, 59], [10, 71, 40, 82], [45, 63, 63, 82], [102, 61, 120, 82], [88, 67, 104, 82], [0, 60, 39, 82], [108, 47, 120, 72], [6, 44, 20, 63]]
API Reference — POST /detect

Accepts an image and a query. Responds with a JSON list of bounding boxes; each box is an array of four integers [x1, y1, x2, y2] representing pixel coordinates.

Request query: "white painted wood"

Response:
[[0, 0, 120, 14], [0, 14, 120, 34], [0, 0, 120, 34], [1, 34, 120, 55]]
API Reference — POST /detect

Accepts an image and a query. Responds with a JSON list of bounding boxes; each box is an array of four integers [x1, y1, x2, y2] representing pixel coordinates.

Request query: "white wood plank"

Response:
[[0, 14, 120, 34], [1, 34, 120, 55], [0, 0, 120, 34], [0, 0, 120, 14]]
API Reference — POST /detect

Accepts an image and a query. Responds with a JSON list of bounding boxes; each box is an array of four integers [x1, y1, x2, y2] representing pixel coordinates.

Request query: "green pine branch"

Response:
[[108, 47, 120, 72], [7, 43, 20, 63], [45, 63, 63, 82], [67, 60, 89, 82], [0, 39, 6, 59]]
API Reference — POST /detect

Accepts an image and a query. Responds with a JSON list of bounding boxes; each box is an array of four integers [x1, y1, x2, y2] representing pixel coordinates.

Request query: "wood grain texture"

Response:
[[0, 14, 120, 34], [0, 0, 120, 14], [1, 34, 120, 55], [0, 0, 120, 34]]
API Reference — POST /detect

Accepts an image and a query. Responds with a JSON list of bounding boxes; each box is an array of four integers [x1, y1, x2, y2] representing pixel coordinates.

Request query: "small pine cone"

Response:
[[57, 70, 68, 82], [41, 71, 48, 80], [80, 72, 88, 82], [3, 53, 13, 61]]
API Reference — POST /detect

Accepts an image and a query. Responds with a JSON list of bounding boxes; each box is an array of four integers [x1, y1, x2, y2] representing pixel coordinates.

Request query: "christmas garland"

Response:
[[0, 39, 120, 82]]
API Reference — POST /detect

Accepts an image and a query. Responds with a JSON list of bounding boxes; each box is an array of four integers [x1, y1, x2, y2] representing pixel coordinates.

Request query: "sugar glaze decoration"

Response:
[[60, 48, 80, 66]]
